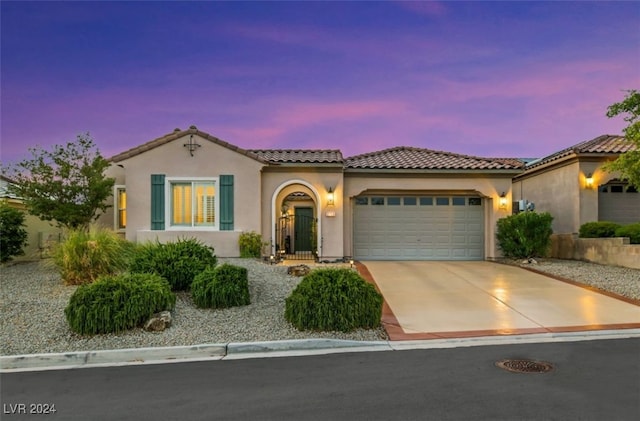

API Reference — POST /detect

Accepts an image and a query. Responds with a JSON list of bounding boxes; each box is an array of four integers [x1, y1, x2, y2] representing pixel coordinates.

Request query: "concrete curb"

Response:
[[2, 329, 639, 372]]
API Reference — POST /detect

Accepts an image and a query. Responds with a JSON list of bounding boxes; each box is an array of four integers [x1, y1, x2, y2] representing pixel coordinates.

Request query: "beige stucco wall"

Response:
[[342, 172, 514, 260], [98, 133, 265, 257], [513, 159, 620, 234], [260, 168, 345, 260]]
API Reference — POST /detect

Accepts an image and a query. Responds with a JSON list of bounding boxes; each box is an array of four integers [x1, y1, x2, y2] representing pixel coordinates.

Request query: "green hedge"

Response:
[[615, 223, 640, 244], [496, 212, 554, 259], [65, 273, 175, 335], [579, 221, 621, 238], [191, 264, 250, 308], [285, 268, 382, 332], [130, 238, 217, 291]]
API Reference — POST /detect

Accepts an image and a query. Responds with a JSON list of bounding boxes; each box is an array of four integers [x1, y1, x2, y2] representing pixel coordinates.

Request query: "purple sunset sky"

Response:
[[1, 1, 639, 164]]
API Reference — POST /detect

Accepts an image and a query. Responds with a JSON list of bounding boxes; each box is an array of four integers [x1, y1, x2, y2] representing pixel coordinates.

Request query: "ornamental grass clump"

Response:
[[191, 264, 250, 308], [129, 238, 217, 291], [65, 273, 175, 335], [52, 226, 134, 285], [285, 268, 382, 332]]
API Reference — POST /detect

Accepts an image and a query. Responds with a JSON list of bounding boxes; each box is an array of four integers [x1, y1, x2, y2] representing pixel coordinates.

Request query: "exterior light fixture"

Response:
[[327, 187, 335, 206], [585, 173, 594, 189], [499, 192, 508, 210], [349, 259, 354, 269], [269, 254, 275, 265], [183, 134, 201, 157]]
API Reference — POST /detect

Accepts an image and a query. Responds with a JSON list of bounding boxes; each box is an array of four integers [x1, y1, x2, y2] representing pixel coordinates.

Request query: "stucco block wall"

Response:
[[551, 234, 640, 269], [99, 134, 264, 257], [4, 201, 62, 261], [343, 173, 514, 259]]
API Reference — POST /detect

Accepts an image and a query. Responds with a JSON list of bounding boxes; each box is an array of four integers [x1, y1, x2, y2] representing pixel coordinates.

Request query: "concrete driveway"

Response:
[[359, 261, 640, 340]]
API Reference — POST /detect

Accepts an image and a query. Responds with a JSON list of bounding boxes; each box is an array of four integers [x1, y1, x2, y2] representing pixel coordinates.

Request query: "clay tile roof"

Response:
[[345, 146, 522, 170], [108, 127, 268, 164], [525, 135, 633, 170], [249, 149, 344, 164]]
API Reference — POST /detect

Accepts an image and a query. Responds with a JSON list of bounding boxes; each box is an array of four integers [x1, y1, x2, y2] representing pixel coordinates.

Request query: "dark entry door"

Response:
[[294, 207, 314, 252]]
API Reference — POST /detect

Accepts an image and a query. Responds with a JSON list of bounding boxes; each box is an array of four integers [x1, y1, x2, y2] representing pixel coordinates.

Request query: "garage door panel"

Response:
[[354, 195, 484, 261]]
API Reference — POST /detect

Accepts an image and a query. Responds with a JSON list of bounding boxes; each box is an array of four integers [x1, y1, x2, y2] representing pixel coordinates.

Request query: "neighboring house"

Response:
[[512, 135, 639, 234], [0, 175, 61, 260], [99, 126, 522, 261]]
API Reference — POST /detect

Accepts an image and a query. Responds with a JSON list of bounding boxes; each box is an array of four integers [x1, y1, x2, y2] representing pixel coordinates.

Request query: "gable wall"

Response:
[[99, 134, 264, 256]]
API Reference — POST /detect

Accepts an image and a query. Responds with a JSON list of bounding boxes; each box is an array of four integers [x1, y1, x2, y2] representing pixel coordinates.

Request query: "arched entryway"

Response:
[[271, 180, 322, 261]]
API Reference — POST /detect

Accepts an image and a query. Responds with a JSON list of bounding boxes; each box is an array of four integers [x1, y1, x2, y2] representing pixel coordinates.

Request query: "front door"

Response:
[[294, 207, 314, 253]]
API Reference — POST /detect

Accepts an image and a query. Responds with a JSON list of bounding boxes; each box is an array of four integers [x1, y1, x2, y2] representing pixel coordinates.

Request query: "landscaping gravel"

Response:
[[1, 258, 638, 356], [0, 259, 387, 356]]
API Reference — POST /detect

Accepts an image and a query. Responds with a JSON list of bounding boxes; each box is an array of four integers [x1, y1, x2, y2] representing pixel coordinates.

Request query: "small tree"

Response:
[[0, 202, 28, 263], [604, 89, 640, 188], [3, 133, 114, 230]]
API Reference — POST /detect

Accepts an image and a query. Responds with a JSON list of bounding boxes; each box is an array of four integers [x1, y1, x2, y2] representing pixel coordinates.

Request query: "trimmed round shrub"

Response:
[[579, 221, 622, 238], [191, 264, 250, 308], [285, 268, 382, 332], [615, 223, 640, 244], [496, 211, 554, 259], [130, 238, 217, 291], [53, 226, 134, 285], [0, 202, 28, 263], [65, 273, 176, 335]]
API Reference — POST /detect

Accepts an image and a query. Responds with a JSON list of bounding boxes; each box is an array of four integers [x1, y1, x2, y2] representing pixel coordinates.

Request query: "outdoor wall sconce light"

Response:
[[585, 173, 594, 189], [327, 187, 335, 206], [499, 192, 508, 210], [183, 134, 201, 157]]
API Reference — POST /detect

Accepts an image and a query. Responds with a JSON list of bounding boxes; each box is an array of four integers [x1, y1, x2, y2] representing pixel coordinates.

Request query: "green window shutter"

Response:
[[151, 174, 165, 230], [220, 175, 234, 231]]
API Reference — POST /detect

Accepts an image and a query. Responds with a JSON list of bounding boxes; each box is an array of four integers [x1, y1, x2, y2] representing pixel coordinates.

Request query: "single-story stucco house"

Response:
[[98, 128, 638, 261], [100, 126, 524, 261], [512, 135, 639, 234]]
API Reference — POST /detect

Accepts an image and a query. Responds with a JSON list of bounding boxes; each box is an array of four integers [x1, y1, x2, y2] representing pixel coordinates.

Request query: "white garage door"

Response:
[[353, 195, 484, 260]]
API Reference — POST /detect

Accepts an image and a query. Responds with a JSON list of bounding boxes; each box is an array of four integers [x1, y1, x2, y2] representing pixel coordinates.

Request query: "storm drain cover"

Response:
[[495, 359, 553, 373]]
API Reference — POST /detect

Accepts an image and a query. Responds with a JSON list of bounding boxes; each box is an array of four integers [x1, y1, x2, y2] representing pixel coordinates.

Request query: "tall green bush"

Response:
[[65, 273, 175, 335], [52, 226, 134, 284], [238, 231, 266, 258], [191, 264, 250, 308], [285, 268, 382, 332], [496, 212, 554, 259], [579, 221, 621, 238], [130, 238, 217, 291], [615, 223, 640, 244], [0, 202, 28, 263]]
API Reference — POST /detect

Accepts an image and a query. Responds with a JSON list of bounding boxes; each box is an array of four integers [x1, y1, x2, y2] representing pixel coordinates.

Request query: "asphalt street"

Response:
[[2, 338, 639, 421]]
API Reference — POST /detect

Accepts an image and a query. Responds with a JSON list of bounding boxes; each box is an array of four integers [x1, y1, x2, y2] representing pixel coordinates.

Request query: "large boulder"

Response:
[[287, 264, 311, 277]]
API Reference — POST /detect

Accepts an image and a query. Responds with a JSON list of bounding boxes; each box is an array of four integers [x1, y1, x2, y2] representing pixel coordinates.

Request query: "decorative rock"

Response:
[[144, 311, 172, 332], [287, 264, 311, 277]]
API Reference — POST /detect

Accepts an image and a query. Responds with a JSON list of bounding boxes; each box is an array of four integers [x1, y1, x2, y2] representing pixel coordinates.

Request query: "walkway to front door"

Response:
[[358, 261, 640, 340]]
